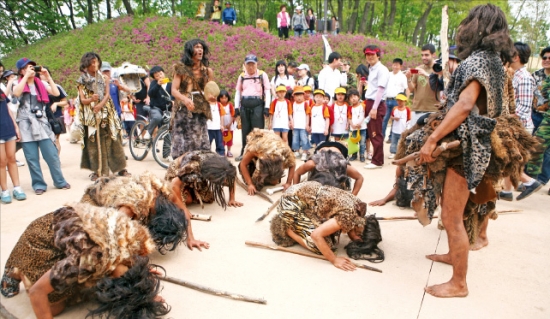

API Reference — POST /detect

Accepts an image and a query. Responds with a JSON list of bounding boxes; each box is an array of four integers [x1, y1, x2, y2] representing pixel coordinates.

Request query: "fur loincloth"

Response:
[[309, 150, 350, 190], [172, 61, 211, 119]]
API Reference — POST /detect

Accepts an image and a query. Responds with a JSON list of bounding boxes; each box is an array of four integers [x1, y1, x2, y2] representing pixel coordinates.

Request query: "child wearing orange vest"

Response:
[[218, 90, 236, 157], [331, 87, 351, 141], [310, 89, 330, 146], [269, 85, 293, 142]]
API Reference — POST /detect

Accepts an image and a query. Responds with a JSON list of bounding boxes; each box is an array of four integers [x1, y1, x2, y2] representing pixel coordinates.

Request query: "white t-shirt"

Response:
[[271, 100, 290, 129], [350, 104, 366, 130], [332, 103, 349, 135], [296, 76, 315, 88], [207, 102, 221, 130], [386, 71, 408, 98], [292, 101, 307, 129], [220, 103, 236, 130], [365, 61, 390, 100], [271, 75, 295, 92], [391, 108, 409, 134], [310, 105, 327, 134], [318, 67, 347, 102]]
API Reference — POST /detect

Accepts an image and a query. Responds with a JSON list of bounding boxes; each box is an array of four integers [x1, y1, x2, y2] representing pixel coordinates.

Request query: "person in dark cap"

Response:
[[222, 2, 237, 25]]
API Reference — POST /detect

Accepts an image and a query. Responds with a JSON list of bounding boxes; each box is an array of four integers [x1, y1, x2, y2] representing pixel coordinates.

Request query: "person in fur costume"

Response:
[[293, 141, 364, 195], [239, 128, 296, 195], [80, 171, 188, 253], [165, 150, 243, 250], [397, 4, 539, 298], [270, 179, 371, 271], [170, 39, 215, 158], [77, 52, 130, 181], [0, 203, 170, 319]]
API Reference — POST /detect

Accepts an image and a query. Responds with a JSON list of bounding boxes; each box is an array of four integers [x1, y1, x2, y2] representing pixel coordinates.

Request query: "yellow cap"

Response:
[[396, 93, 408, 101], [276, 85, 287, 93], [313, 89, 325, 96], [334, 87, 347, 95], [303, 85, 312, 92]]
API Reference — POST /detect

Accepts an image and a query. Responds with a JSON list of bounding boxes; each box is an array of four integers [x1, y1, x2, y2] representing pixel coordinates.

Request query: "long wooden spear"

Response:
[[245, 241, 383, 273], [0, 303, 18, 319], [376, 210, 522, 221], [160, 276, 266, 304], [256, 198, 280, 222]]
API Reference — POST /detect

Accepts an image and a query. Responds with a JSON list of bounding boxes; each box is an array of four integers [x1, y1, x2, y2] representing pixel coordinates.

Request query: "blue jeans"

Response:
[[383, 99, 397, 139], [294, 29, 304, 37], [148, 107, 163, 135], [208, 130, 224, 156], [390, 133, 401, 154], [292, 129, 311, 151], [532, 110, 544, 132], [307, 29, 315, 36], [311, 133, 326, 146], [21, 139, 67, 191]]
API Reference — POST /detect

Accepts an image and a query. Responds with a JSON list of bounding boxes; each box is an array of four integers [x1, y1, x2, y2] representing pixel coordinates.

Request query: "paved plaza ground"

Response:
[[1, 130, 549, 319]]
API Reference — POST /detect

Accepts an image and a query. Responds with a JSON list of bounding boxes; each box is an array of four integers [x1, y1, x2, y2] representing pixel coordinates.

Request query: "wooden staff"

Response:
[[0, 303, 18, 319], [392, 140, 460, 166], [236, 178, 273, 204], [256, 198, 280, 222], [93, 73, 102, 177], [160, 276, 266, 305], [191, 214, 212, 221], [440, 5, 451, 88], [245, 241, 383, 273], [376, 210, 522, 221]]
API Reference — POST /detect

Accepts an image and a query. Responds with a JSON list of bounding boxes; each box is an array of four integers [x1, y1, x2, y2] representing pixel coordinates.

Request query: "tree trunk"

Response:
[[106, 0, 112, 19], [387, 0, 397, 36], [142, 0, 147, 14], [5, 0, 29, 44], [367, 2, 375, 34], [86, 0, 93, 24], [337, 0, 344, 32], [65, 0, 77, 28], [412, 2, 433, 46], [358, 1, 370, 34], [122, 0, 134, 15], [171, 0, 175, 16], [204, 0, 215, 20], [346, 0, 359, 34], [380, 0, 388, 37]]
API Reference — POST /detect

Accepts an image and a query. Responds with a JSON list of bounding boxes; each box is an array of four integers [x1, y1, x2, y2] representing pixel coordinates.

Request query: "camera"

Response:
[[31, 104, 44, 118], [432, 59, 442, 73], [33, 66, 42, 73]]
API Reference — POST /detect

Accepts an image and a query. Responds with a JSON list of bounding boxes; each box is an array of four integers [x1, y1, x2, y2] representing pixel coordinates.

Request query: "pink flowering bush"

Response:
[[4, 16, 421, 97]]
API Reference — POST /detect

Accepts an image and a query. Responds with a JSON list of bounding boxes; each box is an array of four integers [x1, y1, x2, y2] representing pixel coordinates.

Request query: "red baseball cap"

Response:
[[364, 47, 381, 55]]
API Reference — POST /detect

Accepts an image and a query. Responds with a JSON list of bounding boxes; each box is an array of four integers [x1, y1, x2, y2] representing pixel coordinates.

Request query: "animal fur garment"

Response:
[[240, 129, 296, 190], [309, 150, 350, 191], [81, 171, 172, 224], [345, 215, 384, 262], [172, 61, 212, 119]]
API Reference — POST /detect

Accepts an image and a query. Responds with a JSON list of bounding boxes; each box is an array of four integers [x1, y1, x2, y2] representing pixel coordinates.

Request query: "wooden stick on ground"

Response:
[[236, 178, 273, 204], [256, 198, 280, 222], [191, 214, 212, 221], [160, 276, 266, 305], [245, 241, 382, 273], [0, 303, 18, 319], [377, 210, 522, 221]]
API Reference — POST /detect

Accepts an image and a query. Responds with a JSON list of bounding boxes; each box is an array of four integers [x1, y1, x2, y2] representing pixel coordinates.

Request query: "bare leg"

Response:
[[425, 168, 469, 298], [0, 143, 8, 191], [55, 135, 61, 155], [50, 300, 66, 316], [471, 215, 489, 251], [282, 132, 288, 143]]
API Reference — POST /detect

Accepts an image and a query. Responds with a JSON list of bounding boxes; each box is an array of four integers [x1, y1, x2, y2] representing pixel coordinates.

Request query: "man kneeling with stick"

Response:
[[270, 176, 382, 271]]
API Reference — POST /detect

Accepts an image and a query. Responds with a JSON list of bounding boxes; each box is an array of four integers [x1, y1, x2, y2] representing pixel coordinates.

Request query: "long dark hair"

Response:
[[87, 256, 170, 319], [79, 52, 102, 73], [149, 194, 188, 254], [455, 4, 514, 63], [273, 60, 288, 85], [181, 39, 210, 67], [201, 155, 236, 209], [217, 89, 232, 103]]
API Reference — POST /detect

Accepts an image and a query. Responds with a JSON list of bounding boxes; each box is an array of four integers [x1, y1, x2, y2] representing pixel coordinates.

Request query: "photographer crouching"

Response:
[[11, 58, 70, 195]]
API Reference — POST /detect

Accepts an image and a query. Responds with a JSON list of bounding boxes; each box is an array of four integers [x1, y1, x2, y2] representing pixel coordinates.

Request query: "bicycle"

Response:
[[128, 109, 172, 169]]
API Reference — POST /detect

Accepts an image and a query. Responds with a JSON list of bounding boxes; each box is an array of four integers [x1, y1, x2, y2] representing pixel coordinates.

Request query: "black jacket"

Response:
[[148, 80, 173, 111]]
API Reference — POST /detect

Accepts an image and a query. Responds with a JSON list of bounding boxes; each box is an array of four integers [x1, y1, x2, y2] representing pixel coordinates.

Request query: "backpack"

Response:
[[306, 76, 319, 90], [240, 71, 266, 100]]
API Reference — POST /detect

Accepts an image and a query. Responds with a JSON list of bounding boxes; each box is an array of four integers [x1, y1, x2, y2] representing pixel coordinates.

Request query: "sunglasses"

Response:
[[542, 56, 550, 61]]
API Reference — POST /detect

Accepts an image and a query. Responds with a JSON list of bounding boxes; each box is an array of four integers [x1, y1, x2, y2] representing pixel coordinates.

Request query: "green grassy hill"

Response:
[[2, 16, 421, 97]]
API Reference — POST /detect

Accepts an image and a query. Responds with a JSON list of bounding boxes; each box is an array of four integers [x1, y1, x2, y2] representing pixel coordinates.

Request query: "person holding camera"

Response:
[[11, 58, 70, 195]]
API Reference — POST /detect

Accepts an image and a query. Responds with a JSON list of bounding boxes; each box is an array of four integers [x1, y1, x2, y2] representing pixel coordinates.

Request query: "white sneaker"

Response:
[[364, 163, 383, 169], [16, 160, 25, 167], [301, 153, 308, 161], [388, 154, 395, 159], [294, 152, 300, 157]]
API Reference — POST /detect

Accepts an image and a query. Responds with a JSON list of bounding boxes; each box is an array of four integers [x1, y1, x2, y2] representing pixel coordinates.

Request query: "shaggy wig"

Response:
[[455, 4, 514, 63], [250, 157, 285, 191], [149, 194, 188, 254], [79, 52, 102, 73], [181, 39, 210, 67], [201, 155, 236, 209], [87, 256, 170, 319], [345, 214, 384, 262]]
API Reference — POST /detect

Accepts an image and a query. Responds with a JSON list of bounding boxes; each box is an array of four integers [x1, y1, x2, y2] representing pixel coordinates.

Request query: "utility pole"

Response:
[[324, 0, 328, 34]]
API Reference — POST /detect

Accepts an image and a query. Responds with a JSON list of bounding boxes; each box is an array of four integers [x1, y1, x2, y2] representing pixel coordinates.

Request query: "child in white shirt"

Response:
[[207, 96, 225, 155], [348, 88, 367, 162], [389, 93, 411, 159], [309, 89, 330, 146], [269, 85, 293, 142], [331, 87, 350, 141], [218, 90, 236, 157], [290, 86, 311, 161]]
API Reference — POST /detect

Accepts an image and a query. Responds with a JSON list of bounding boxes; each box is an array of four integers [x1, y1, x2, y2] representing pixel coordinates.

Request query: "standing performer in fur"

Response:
[[398, 4, 539, 298], [0, 203, 169, 319], [77, 52, 130, 181], [270, 180, 382, 270], [171, 39, 215, 158], [239, 129, 296, 195], [293, 141, 364, 195], [80, 171, 188, 253], [165, 150, 243, 250]]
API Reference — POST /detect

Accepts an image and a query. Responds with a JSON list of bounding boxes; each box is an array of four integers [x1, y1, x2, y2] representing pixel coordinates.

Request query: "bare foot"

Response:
[[470, 236, 488, 251], [426, 253, 452, 265], [425, 281, 468, 298]]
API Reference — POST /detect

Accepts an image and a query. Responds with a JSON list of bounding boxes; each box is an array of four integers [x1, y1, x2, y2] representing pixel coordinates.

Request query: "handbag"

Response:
[[344, 133, 359, 155], [45, 103, 63, 135], [294, 24, 304, 32]]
